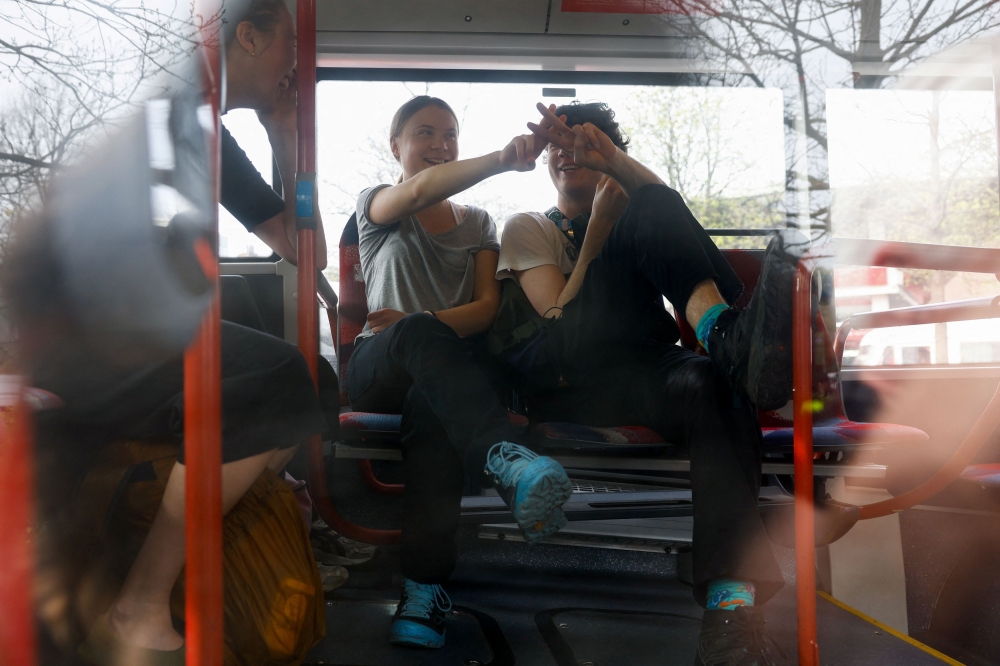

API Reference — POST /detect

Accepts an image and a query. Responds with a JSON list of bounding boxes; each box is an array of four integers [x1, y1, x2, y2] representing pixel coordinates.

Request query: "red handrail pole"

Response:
[[296, 0, 318, 386], [0, 396, 37, 666], [185, 7, 224, 665], [793, 258, 819, 665]]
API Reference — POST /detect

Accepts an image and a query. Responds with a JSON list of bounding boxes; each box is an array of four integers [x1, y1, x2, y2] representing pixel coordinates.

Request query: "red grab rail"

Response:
[[793, 258, 819, 666], [184, 6, 224, 664], [0, 396, 37, 666]]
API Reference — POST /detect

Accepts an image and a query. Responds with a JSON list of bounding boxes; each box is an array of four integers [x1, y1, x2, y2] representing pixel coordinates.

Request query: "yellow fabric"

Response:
[[73, 440, 326, 665]]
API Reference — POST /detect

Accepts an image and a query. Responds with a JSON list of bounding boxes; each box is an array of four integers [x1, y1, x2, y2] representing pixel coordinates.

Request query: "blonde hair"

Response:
[[389, 96, 459, 163]]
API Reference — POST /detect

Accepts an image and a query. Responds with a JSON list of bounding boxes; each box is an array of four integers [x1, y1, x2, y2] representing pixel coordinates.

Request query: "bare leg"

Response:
[[106, 446, 294, 650], [267, 444, 300, 476], [685, 278, 727, 329]]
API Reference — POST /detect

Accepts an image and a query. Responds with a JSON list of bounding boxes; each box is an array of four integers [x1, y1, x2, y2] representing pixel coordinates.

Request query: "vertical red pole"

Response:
[[793, 260, 819, 665], [296, 0, 319, 386], [185, 6, 224, 664], [0, 394, 37, 666]]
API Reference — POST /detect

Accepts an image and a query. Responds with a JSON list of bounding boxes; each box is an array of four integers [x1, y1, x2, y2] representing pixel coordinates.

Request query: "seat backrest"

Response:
[[338, 214, 367, 405]]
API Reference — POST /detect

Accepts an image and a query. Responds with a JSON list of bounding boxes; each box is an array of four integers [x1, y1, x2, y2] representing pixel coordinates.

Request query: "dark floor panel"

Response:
[[538, 608, 701, 666], [305, 591, 495, 666], [307, 525, 951, 665]]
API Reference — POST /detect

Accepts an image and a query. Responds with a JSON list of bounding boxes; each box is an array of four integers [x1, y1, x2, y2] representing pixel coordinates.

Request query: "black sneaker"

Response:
[[707, 229, 808, 410], [694, 607, 785, 665]]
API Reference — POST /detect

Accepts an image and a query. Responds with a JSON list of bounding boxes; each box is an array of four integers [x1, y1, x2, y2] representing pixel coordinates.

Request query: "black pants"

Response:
[[505, 184, 785, 606], [346, 314, 525, 584], [34, 322, 332, 465]]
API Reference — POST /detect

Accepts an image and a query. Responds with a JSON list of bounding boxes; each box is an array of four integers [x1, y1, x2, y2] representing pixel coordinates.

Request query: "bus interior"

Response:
[[3, 1, 1000, 665]]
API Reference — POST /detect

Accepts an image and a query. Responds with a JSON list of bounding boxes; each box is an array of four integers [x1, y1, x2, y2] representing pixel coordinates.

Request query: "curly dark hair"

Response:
[[553, 102, 630, 153]]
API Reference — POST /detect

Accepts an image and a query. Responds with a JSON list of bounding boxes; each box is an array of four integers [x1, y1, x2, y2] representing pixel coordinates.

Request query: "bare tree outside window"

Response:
[[0, 0, 203, 230], [625, 87, 784, 245], [0, 0, 206, 361], [665, 0, 1000, 231]]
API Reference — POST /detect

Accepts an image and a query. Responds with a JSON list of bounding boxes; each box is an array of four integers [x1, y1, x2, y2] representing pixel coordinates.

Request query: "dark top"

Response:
[[220, 124, 285, 232]]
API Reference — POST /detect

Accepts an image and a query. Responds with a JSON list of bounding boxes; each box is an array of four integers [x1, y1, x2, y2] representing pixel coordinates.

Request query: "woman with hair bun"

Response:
[[73, 2, 335, 663]]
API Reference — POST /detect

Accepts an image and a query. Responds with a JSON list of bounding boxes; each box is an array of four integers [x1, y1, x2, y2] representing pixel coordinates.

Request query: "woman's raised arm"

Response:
[[367, 134, 544, 226]]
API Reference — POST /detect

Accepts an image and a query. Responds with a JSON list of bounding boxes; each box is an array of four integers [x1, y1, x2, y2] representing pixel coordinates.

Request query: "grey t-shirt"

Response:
[[356, 185, 500, 339]]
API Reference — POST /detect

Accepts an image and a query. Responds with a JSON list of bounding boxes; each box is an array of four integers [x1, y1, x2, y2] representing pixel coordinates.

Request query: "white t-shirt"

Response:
[[496, 212, 577, 282]]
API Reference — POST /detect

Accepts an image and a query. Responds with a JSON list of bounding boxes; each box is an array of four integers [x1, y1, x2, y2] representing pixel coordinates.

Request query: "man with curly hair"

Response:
[[491, 101, 805, 666]]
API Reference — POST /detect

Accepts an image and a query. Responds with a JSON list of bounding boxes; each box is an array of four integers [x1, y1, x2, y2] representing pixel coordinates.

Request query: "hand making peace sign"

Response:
[[527, 102, 620, 174]]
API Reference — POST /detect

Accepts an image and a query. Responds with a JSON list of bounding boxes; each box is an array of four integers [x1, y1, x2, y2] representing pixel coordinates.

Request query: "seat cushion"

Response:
[[761, 418, 928, 453], [960, 464, 1000, 488], [340, 411, 529, 443], [530, 422, 675, 456]]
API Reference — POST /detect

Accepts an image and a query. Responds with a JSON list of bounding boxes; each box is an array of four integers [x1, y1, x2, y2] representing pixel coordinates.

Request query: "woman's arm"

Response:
[[367, 135, 544, 226], [516, 176, 629, 317], [367, 250, 502, 337], [256, 76, 329, 269], [432, 250, 501, 337]]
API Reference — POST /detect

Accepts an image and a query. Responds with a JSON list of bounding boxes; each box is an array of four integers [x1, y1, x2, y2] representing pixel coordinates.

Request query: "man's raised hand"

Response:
[[499, 133, 545, 172], [527, 102, 619, 174]]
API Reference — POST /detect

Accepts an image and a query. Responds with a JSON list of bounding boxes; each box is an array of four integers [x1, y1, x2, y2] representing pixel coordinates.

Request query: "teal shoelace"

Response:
[[485, 442, 539, 489], [400, 580, 452, 618]]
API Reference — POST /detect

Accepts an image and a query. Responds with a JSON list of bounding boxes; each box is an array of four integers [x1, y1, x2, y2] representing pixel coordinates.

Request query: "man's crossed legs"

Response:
[[514, 184, 800, 665]]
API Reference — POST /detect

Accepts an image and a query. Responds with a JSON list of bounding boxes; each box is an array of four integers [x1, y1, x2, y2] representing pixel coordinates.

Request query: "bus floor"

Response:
[[304, 523, 954, 666]]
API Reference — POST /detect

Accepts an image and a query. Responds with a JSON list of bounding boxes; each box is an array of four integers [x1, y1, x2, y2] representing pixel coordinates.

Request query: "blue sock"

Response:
[[695, 303, 729, 352], [706, 578, 755, 611]]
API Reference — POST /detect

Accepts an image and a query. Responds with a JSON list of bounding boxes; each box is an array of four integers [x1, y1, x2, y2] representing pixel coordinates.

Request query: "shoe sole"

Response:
[[512, 458, 573, 545], [389, 618, 445, 649], [747, 229, 807, 411]]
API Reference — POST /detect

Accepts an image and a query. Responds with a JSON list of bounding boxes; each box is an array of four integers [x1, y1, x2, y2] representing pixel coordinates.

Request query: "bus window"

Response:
[[218, 110, 279, 260], [828, 89, 1000, 367], [316, 79, 787, 289]]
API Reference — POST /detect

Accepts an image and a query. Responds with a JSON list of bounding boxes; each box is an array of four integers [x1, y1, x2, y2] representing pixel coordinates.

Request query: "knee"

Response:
[[390, 312, 450, 339], [388, 313, 459, 357], [620, 184, 688, 238], [629, 183, 684, 215], [677, 356, 728, 408]]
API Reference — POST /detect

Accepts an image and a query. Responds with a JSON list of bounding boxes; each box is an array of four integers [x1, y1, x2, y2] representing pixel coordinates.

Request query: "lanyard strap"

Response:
[[544, 206, 590, 250]]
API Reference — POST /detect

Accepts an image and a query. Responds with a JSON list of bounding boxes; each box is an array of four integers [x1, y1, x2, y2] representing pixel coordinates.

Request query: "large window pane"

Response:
[[317, 80, 786, 290]]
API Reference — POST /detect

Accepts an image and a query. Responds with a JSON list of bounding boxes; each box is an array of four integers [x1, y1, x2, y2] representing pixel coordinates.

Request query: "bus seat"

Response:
[[26, 387, 62, 410], [960, 463, 1000, 488], [341, 411, 529, 445], [337, 213, 366, 406], [335, 214, 675, 456], [678, 247, 927, 455], [336, 216, 925, 473], [529, 423, 675, 457]]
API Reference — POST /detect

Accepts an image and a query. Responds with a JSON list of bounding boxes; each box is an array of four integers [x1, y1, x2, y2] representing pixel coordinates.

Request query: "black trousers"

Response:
[[346, 314, 525, 584], [34, 322, 332, 465], [505, 184, 785, 606]]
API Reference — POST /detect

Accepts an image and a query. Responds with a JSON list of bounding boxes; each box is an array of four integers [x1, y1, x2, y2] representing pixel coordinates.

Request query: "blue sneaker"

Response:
[[485, 442, 573, 544], [389, 579, 452, 649]]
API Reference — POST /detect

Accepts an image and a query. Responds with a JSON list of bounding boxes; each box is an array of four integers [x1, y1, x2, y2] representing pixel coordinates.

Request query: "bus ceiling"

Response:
[[308, 0, 999, 88]]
